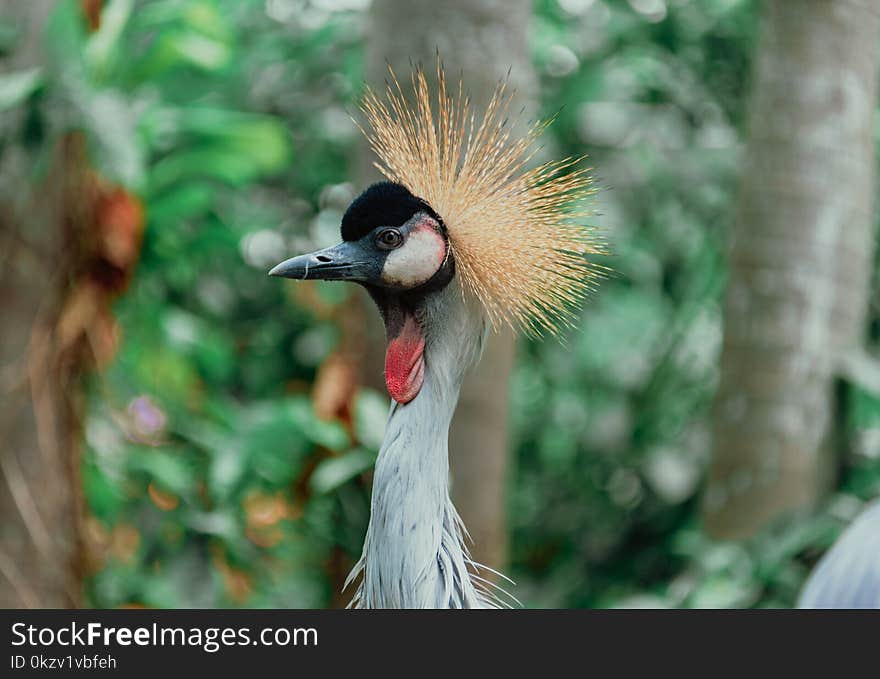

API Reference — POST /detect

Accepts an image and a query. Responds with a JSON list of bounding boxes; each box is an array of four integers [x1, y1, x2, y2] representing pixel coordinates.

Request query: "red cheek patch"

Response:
[[384, 312, 425, 404]]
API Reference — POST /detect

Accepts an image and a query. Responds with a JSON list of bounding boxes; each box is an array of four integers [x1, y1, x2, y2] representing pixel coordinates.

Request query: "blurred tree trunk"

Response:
[[359, 0, 536, 571], [0, 0, 140, 611], [0, 0, 80, 608], [704, 0, 879, 538]]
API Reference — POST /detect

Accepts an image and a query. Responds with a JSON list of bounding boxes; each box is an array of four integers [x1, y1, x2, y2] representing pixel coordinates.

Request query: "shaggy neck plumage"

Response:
[[345, 281, 497, 608]]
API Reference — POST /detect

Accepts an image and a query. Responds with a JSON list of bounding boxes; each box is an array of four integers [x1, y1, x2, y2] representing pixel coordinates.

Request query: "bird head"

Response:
[[271, 63, 604, 405], [270, 181, 455, 404], [270, 182, 453, 294]]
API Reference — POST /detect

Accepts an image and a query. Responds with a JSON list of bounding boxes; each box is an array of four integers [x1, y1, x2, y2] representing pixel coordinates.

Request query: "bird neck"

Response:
[[346, 281, 496, 608]]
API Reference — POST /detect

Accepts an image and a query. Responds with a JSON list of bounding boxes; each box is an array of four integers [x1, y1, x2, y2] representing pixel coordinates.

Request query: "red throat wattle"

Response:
[[384, 312, 425, 404]]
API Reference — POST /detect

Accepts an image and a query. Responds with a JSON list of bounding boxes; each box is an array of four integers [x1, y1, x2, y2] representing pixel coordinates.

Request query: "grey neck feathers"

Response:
[[345, 281, 503, 608]]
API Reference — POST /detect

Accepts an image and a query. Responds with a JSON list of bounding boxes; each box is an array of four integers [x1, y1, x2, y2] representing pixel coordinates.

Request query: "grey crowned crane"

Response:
[[798, 499, 880, 608], [270, 65, 603, 608]]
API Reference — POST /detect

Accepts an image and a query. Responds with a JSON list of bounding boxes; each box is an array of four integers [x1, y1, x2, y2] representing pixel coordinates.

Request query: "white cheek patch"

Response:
[[381, 222, 446, 288]]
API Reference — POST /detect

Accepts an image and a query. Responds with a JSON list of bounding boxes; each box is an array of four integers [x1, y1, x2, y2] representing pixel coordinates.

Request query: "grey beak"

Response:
[[268, 241, 379, 282]]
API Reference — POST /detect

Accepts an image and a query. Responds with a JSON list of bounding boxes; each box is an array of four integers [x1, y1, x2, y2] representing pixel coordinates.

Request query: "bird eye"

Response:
[[375, 228, 403, 250]]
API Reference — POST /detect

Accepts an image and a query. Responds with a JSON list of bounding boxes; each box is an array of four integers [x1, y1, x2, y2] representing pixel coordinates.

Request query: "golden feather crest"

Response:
[[358, 63, 604, 335]]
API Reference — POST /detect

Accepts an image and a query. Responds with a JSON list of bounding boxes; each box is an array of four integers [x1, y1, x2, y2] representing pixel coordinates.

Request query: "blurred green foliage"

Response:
[[514, 0, 880, 608], [2, 0, 879, 608], [7, 0, 373, 607]]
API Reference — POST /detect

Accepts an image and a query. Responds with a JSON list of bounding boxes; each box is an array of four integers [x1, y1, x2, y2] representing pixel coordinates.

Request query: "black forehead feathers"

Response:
[[341, 181, 439, 241]]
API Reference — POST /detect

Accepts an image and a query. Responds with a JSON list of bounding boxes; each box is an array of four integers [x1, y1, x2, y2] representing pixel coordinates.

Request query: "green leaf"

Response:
[[353, 389, 389, 450], [0, 67, 43, 111], [161, 308, 236, 382], [183, 509, 239, 541], [44, 0, 88, 83], [288, 400, 350, 450], [208, 445, 248, 503], [149, 147, 267, 189], [310, 448, 375, 494], [136, 0, 232, 41], [177, 108, 292, 173], [128, 449, 196, 497], [144, 30, 232, 75], [85, 0, 135, 79], [82, 461, 125, 521], [148, 183, 215, 222]]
